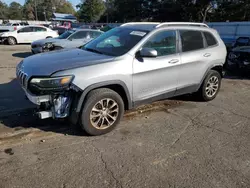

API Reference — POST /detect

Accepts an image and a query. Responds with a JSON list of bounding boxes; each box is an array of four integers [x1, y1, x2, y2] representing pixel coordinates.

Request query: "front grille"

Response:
[[16, 69, 28, 88]]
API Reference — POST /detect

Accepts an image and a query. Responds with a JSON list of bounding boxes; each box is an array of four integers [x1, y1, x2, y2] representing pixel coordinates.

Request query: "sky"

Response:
[[2, 0, 80, 9]]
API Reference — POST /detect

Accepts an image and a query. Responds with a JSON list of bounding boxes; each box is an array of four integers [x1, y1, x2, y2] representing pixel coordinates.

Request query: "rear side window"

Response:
[[180, 30, 204, 52], [203, 31, 217, 46], [90, 31, 102, 38], [69, 31, 88, 39], [32, 27, 47, 32]]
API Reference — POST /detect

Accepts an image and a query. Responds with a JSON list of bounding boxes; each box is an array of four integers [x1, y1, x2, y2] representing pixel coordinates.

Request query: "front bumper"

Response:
[[31, 47, 43, 54], [24, 88, 51, 105], [23, 87, 72, 119], [227, 59, 250, 70]]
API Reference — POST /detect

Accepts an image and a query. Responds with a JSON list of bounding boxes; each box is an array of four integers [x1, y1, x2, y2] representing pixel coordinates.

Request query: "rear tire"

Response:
[[8, 37, 16, 45], [197, 70, 221, 101], [80, 88, 124, 136]]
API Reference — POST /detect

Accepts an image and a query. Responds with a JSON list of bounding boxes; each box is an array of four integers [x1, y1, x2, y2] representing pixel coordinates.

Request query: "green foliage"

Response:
[[1, 0, 250, 23], [8, 1, 23, 20], [77, 0, 106, 22], [0, 1, 8, 19], [57, 1, 76, 14]]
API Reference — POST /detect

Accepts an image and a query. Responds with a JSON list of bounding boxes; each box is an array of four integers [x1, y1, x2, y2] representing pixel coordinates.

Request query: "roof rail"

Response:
[[156, 22, 209, 28], [120, 22, 160, 27]]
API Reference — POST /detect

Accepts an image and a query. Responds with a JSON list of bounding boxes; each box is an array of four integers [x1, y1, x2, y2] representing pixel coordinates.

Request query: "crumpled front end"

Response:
[[16, 61, 80, 120]]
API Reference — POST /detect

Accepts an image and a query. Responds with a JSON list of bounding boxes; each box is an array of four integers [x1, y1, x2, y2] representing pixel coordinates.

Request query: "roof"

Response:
[[120, 22, 209, 31]]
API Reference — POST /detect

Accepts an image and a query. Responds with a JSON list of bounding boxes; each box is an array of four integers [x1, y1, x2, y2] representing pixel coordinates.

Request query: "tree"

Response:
[[23, 1, 35, 20], [57, 1, 76, 14], [8, 1, 23, 20], [0, 1, 8, 20], [78, 0, 106, 22]]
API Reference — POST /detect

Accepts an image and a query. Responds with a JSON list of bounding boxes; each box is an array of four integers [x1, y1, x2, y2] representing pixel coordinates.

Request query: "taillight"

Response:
[[14, 26, 17, 30]]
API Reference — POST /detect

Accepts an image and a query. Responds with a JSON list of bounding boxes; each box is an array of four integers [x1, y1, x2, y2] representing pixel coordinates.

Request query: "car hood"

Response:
[[32, 38, 67, 45], [21, 48, 115, 76], [232, 46, 250, 53]]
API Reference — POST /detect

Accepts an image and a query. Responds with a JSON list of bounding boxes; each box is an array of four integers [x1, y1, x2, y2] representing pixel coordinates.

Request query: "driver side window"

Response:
[[18, 27, 32, 33], [143, 30, 177, 56]]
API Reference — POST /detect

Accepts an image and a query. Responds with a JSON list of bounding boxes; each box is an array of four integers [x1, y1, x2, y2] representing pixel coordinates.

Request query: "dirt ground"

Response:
[[0, 45, 250, 188]]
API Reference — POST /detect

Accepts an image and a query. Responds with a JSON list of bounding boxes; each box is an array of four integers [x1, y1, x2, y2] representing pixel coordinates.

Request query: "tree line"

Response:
[[0, 0, 76, 21], [0, 0, 250, 23]]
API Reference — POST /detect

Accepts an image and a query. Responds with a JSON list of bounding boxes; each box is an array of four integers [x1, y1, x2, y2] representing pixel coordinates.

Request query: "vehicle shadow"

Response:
[[12, 52, 32, 58], [0, 78, 88, 137]]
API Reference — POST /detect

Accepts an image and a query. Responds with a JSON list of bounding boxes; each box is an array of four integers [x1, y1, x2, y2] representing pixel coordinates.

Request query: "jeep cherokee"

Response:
[[16, 22, 227, 136]]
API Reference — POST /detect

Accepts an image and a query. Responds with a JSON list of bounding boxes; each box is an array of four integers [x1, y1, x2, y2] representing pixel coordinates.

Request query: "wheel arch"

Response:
[[197, 64, 223, 90], [75, 80, 132, 113]]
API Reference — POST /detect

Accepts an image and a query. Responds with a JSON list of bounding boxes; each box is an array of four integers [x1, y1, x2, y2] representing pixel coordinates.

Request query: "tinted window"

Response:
[[69, 31, 89, 39], [90, 31, 102, 38], [18, 27, 32, 33], [82, 27, 149, 56], [180, 30, 204, 52], [204, 31, 217, 46], [32, 27, 46, 32], [12, 23, 19, 26], [143, 30, 176, 56], [58, 30, 75, 39]]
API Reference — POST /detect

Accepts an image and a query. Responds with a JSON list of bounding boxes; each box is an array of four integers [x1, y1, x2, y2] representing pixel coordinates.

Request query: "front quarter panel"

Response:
[[52, 54, 134, 107]]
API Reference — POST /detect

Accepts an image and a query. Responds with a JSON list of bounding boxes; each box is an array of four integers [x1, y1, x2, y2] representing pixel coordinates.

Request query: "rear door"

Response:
[[31, 27, 48, 41], [176, 29, 208, 94], [67, 30, 89, 47]]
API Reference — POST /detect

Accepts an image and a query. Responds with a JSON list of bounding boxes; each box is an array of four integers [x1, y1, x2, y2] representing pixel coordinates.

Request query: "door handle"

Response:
[[168, 59, 179, 64], [203, 53, 211, 57]]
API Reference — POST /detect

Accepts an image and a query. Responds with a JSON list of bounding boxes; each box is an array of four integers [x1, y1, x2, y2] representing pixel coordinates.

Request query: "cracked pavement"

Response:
[[0, 45, 250, 188]]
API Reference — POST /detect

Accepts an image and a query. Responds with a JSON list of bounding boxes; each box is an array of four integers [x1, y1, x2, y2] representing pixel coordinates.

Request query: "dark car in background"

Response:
[[227, 46, 250, 72]]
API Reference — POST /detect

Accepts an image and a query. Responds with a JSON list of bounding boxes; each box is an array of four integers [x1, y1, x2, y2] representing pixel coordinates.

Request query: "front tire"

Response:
[[80, 88, 124, 136], [8, 37, 16, 45], [197, 70, 221, 101]]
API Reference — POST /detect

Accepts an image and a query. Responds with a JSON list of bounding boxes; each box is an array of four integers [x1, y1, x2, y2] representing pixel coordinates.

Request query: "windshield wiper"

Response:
[[84, 47, 103, 55]]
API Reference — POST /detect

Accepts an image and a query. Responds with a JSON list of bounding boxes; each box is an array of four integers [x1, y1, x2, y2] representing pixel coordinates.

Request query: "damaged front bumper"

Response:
[[24, 89, 73, 119]]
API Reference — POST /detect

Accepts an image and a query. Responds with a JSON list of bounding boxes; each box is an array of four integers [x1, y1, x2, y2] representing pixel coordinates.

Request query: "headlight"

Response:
[[44, 42, 53, 49], [228, 52, 239, 59], [30, 76, 74, 89]]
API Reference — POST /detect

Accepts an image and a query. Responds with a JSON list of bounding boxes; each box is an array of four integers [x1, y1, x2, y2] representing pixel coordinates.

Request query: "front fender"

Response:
[[75, 80, 132, 113]]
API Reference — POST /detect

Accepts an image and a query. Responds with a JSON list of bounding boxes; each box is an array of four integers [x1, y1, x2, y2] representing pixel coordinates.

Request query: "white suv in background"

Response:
[[0, 25, 58, 45]]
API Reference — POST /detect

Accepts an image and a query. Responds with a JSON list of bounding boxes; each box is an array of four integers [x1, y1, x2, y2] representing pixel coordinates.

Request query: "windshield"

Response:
[[5, 23, 11, 26], [57, 30, 75, 39], [82, 27, 149, 56]]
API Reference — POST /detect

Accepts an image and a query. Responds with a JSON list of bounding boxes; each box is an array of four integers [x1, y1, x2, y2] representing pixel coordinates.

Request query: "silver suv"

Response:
[[16, 22, 227, 136]]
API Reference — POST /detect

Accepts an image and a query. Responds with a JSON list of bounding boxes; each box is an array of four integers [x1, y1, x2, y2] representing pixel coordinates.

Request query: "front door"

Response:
[[132, 30, 181, 103], [16, 27, 33, 43]]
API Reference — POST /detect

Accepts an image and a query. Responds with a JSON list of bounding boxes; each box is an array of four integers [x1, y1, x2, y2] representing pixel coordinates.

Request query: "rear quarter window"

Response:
[[203, 31, 218, 46]]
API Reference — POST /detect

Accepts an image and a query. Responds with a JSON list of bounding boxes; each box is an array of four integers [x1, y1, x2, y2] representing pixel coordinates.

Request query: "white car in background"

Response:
[[0, 25, 59, 45]]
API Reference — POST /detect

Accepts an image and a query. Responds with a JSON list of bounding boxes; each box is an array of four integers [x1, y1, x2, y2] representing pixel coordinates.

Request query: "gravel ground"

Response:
[[0, 45, 250, 188]]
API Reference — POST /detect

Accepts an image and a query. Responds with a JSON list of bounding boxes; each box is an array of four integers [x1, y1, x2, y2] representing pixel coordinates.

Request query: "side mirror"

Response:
[[139, 48, 157, 58]]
